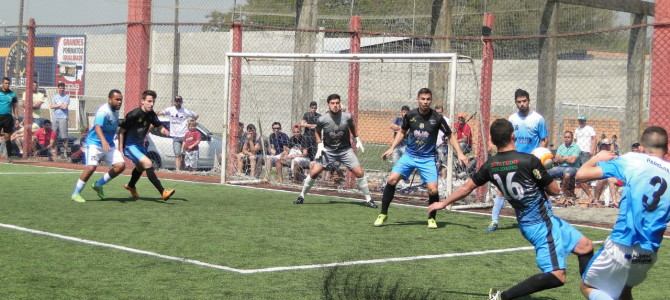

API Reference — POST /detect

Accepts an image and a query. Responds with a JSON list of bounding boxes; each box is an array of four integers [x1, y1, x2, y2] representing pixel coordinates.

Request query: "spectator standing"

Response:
[[50, 82, 70, 157], [300, 101, 321, 160], [548, 130, 581, 200], [611, 134, 620, 155], [33, 119, 57, 160], [574, 116, 596, 162], [267, 121, 290, 183], [182, 119, 201, 171], [0, 77, 18, 160], [160, 95, 198, 171], [22, 81, 47, 127], [631, 142, 641, 153], [434, 104, 451, 177], [389, 105, 410, 164]]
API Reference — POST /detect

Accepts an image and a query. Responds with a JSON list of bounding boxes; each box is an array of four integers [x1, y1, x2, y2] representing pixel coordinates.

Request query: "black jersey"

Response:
[[471, 150, 554, 226], [302, 111, 321, 137], [119, 107, 162, 146], [401, 108, 451, 158], [316, 111, 354, 152]]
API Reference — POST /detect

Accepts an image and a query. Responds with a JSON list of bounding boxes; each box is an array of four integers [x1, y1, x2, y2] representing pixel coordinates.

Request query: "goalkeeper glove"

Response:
[[355, 137, 365, 153], [314, 142, 325, 159]]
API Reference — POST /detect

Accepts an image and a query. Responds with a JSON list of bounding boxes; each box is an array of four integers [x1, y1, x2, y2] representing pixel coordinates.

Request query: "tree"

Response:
[[202, 10, 228, 32]]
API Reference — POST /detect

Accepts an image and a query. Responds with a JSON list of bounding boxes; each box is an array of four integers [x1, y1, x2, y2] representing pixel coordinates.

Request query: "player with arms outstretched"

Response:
[[576, 126, 670, 300], [118, 90, 175, 201], [294, 94, 375, 208], [428, 119, 593, 300]]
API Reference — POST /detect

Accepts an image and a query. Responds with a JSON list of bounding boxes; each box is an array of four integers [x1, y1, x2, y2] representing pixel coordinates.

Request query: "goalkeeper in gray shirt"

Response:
[[294, 94, 376, 208]]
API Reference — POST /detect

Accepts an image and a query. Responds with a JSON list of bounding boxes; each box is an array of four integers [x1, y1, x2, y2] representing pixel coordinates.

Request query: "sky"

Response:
[[0, 0, 241, 27]]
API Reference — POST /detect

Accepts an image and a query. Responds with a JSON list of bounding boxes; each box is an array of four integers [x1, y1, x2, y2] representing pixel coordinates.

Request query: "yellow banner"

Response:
[[0, 47, 54, 57]]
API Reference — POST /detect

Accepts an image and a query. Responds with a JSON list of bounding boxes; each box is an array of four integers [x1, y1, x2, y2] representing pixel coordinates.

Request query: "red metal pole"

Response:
[[124, 0, 151, 111], [226, 22, 243, 178], [347, 16, 361, 188], [650, 0, 670, 143], [476, 13, 494, 201], [22, 18, 36, 158]]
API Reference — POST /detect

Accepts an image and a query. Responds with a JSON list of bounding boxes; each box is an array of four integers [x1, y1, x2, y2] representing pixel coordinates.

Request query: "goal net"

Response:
[[220, 52, 489, 207]]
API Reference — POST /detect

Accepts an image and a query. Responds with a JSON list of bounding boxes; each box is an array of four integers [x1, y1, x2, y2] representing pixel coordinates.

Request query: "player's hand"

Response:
[[102, 141, 110, 152], [314, 142, 324, 159], [381, 148, 394, 160], [457, 153, 468, 167], [427, 201, 448, 213], [355, 137, 365, 153]]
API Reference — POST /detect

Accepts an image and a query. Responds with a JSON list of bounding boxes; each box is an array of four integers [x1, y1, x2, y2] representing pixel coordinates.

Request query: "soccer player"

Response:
[[428, 119, 593, 300], [374, 88, 468, 229], [576, 126, 670, 300], [70, 89, 126, 203], [118, 90, 175, 201], [488, 88, 548, 232], [294, 94, 376, 208]]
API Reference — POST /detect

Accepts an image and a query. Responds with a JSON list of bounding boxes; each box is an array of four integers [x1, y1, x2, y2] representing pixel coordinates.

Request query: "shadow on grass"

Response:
[[385, 220, 476, 230], [321, 266, 487, 300], [86, 197, 187, 204]]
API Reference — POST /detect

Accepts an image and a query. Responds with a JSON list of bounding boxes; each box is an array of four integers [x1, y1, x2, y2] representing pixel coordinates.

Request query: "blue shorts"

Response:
[[391, 154, 438, 184], [520, 216, 583, 272], [124, 144, 147, 164]]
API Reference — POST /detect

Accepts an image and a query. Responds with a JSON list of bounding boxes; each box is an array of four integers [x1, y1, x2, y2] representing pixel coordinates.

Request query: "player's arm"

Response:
[[11, 96, 18, 117], [539, 117, 548, 147], [348, 116, 365, 152], [443, 120, 468, 166], [545, 180, 561, 196], [428, 179, 478, 212], [576, 150, 616, 182], [382, 128, 406, 160]]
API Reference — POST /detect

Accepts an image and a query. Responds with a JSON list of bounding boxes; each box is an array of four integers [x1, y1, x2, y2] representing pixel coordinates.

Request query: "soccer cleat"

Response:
[[71, 194, 86, 203], [373, 214, 387, 227], [364, 200, 378, 208], [91, 183, 105, 200], [488, 288, 502, 300], [294, 196, 304, 204], [486, 221, 499, 233], [124, 185, 140, 199], [427, 218, 438, 229], [161, 189, 176, 201]]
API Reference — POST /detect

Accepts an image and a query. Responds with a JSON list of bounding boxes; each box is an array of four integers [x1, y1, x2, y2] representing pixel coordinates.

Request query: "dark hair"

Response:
[[641, 126, 668, 152], [490, 118, 514, 148], [246, 124, 256, 131], [108, 89, 122, 98], [401, 105, 410, 111], [309, 101, 318, 107], [57, 82, 65, 88], [142, 89, 157, 100], [631, 142, 641, 149], [42, 119, 52, 125], [2, 77, 9, 82], [326, 94, 341, 103], [272, 121, 281, 128], [514, 89, 530, 100], [174, 95, 183, 101], [417, 88, 432, 97]]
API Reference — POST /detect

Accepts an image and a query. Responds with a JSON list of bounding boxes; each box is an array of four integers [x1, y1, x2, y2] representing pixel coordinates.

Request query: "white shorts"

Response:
[[583, 238, 657, 298], [184, 150, 199, 168], [268, 154, 282, 165], [86, 145, 124, 166], [291, 157, 310, 169]]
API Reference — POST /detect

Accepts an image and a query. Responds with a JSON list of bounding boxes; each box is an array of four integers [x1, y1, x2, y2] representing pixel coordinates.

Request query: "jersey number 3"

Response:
[[643, 176, 667, 212]]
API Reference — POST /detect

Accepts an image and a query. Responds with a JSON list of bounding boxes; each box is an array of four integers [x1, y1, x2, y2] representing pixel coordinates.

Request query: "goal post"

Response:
[[220, 52, 487, 207]]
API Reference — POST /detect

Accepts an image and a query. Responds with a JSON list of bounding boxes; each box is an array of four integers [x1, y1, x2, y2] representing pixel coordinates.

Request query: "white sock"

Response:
[[95, 173, 112, 187], [588, 289, 614, 300], [492, 195, 505, 223], [72, 179, 86, 195], [356, 176, 372, 201], [300, 175, 316, 198]]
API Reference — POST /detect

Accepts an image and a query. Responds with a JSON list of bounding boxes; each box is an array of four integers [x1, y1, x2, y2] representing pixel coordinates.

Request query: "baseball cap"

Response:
[[600, 138, 612, 145], [577, 116, 586, 121]]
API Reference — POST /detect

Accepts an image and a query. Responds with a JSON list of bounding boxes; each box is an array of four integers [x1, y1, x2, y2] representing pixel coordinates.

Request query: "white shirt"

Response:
[[436, 116, 451, 147], [161, 106, 198, 138], [574, 125, 596, 153]]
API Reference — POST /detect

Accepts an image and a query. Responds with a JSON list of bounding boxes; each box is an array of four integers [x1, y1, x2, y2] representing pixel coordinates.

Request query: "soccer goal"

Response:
[[220, 52, 487, 207]]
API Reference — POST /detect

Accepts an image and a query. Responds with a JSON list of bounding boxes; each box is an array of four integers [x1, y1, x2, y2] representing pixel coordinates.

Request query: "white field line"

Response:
[[0, 222, 601, 274], [0, 171, 79, 175]]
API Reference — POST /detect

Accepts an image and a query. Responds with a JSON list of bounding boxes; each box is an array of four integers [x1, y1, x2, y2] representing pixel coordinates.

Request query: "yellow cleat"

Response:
[[71, 194, 86, 203], [373, 214, 387, 227], [427, 218, 438, 229]]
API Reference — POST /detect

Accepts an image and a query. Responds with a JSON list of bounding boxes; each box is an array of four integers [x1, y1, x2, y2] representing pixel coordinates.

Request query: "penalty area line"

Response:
[[0, 222, 595, 275]]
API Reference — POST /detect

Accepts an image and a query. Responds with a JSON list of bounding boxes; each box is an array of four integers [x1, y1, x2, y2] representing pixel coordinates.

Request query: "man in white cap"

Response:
[[574, 115, 596, 201]]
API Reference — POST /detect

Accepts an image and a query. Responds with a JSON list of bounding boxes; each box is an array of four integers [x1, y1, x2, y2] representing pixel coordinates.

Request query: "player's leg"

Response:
[[71, 144, 102, 202], [413, 156, 440, 228], [375, 154, 414, 226], [582, 239, 632, 300], [295, 157, 325, 204], [173, 138, 183, 171], [341, 149, 375, 207], [92, 148, 126, 199], [489, 188, 504, 232]]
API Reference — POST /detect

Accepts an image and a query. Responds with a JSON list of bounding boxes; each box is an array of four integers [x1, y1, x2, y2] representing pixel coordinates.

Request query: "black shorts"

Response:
[[0, 115, 14, 134]]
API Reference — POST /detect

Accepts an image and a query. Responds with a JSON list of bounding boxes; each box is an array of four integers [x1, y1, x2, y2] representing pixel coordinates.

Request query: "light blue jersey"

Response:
[[598, 152, 670, 252], [86, 104, 119, 148], [509, 111, 547, 154]]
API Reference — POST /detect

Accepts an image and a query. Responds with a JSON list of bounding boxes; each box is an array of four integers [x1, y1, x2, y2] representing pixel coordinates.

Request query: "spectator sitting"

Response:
[[287, 124, 310, 182], [453, 112, 472, 154], [10, 119, 24, 156], [548, 130, 581, 201], [389, 105, 409, 164], [33, 120, 57, 160], [182, 119, 201, 171], [70, 127, 89, 164], [267, 122, 290, 183], [236, 124, 263, 177], [592, 138, 620, 207]]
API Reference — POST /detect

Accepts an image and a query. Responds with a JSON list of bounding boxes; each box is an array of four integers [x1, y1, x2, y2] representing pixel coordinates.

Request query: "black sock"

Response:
[[501, 272, 564, 300], [428, 193, 439, 219], [128, 168, 142, 188], [5, 140, 11, 157], [145, 168, 164, 194], [578, 250, 594, 276], [380, 183, 396, 214]]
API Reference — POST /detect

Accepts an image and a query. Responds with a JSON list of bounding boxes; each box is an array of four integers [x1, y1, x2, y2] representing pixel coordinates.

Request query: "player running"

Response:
[[428, 119, 593, 300], [70, 89, 126, 203], [294, 94, 375, 208], [576, 126, 670, 300], [118, 90, 175, 201], [374, 87, 468, 229]]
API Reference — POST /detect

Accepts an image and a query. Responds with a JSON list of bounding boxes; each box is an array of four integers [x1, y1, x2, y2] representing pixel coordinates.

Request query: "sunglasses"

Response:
[[272, 127, 281, 130]]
